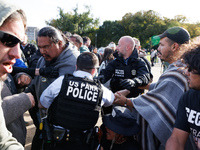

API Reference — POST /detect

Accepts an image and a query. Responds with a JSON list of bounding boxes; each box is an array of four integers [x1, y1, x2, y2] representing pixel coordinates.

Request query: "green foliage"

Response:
[[120, 10, 167, 48], [46, 5, 99, 35], [45, 6, 200, 49], [97, 21, 125, 47]]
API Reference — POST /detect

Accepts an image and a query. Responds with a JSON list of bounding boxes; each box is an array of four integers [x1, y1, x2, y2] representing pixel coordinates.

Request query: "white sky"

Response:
[[9, 0, 200, 29]]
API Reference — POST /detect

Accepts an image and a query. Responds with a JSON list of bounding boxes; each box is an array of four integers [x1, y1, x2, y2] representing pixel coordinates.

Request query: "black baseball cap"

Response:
[[103, 106, 140, 136], [158, 26, 190, 44]]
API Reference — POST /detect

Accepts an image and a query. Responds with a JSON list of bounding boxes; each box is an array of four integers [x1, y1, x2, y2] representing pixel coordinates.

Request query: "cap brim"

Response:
[[103, 115, 140, 136], [158, 31, 168, 39]]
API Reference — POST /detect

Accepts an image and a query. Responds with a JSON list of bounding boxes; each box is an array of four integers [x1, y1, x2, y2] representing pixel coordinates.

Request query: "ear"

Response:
[[58, 40, 63, 48], [91, 68, 96, 77], [171, 42, 179, 52]]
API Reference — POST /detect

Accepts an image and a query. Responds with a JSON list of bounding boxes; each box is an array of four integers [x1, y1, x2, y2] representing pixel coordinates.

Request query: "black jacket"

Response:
[[20, 43, 37, 66], [99, 48, 150, 97]]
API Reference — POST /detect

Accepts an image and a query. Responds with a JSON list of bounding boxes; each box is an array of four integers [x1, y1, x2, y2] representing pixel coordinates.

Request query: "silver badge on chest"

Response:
[[131, 70, 136, 76]]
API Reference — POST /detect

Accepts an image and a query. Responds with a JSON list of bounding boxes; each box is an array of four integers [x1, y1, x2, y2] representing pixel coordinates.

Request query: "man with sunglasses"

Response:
[[0, 0, 35, 149], [166, 38, 200, 150]]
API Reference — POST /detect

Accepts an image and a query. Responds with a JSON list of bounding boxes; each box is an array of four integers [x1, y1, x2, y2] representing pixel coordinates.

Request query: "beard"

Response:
[[118, 52, 124, 57]]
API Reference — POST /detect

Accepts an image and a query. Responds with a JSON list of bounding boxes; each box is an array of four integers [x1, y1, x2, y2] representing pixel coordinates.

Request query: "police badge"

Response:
[[131, 70, 136, 76]]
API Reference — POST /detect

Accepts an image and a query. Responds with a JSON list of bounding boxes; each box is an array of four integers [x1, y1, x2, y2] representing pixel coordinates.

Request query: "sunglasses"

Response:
[[0, 30, 23, 47]]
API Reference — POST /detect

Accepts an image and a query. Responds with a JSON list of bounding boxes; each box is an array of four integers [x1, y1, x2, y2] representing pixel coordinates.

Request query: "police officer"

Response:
[[20, 34, 37, 67], [39, 52, 115, 150], [99, 36, 150, 98], [98, 36, 150, 114]]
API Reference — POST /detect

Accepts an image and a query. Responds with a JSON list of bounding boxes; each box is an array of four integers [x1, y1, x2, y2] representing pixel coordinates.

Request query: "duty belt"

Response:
[[53, 127, 89, 143]]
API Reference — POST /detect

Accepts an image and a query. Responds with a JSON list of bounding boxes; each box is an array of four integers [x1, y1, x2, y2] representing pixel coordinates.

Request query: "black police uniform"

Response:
[[47, 74, 103, 150], [20, 43, 37, 66], [99, 48, 150, 98]]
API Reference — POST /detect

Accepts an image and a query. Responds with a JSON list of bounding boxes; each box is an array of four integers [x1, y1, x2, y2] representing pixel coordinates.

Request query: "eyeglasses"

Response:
[[38, 44, 52, 50], [0, 30, 23, 47]]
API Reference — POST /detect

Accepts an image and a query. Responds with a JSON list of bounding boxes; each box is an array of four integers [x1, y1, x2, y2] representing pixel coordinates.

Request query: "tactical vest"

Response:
[[110, 60, 143, 98], [48, 74, 103, 131]]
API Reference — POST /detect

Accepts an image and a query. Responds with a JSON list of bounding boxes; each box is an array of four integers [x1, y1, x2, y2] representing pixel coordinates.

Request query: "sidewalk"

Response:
[[151, 62, 163, 83], [24, 62, 163, 150]]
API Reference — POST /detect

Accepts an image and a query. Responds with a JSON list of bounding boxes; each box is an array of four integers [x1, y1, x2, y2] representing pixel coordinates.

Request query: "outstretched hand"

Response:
[[115, 89, 130, 97], [113, 92, 127, 105]]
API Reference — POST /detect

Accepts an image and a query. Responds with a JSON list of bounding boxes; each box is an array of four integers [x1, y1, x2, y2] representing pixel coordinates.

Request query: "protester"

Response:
[[133, 37, 153, 82], [25, 26, 79, 150], [82, 36, 91, 48], [132, 37, 146, 57], [80, 36, 90, 53], [99, 106, 141, 150], [0, 0, 32, 149], [39, 52, 115, 150], [2, 73, 35, 146], [98, 48, 114, 75], [107, 42, 116, 51], [114, 27, 195, 149], [166, 38, 200, 150], [93, 47, 101, 65], [150, 49, 156, 66], [70, 34, 83, 49]]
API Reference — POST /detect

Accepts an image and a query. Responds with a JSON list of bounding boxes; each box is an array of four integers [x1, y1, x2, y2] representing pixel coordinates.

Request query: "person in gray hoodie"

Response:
[[25, 26, 80, 150]]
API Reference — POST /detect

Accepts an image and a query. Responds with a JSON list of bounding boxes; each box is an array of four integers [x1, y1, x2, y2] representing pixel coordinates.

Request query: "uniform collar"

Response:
[[73, 70, 93, 80]]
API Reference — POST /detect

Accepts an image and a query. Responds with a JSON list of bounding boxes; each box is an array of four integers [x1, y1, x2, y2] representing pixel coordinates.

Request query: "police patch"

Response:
[[115, 69, 124, 77], [131, 70, 136, 76]]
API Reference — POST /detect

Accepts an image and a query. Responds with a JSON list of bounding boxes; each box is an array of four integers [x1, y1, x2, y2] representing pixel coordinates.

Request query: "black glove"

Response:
[[120, 79, 136, 91], [39, 66, 59, 78]]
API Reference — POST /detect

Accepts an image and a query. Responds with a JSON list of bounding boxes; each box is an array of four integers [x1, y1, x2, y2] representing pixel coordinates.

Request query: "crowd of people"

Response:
[[0, 0, 200, 150]]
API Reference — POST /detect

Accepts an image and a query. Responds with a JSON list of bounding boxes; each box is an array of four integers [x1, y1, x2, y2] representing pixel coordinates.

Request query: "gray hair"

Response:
[[37, 26, 67, 45], [70, 34, 83, 44]]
